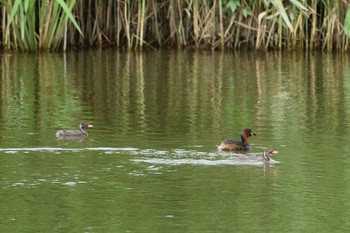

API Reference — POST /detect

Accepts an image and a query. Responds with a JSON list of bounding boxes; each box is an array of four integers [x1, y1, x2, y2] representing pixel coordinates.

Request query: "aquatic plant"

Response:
[[0, 0, 350, 51], [1, 0, 82, 51]]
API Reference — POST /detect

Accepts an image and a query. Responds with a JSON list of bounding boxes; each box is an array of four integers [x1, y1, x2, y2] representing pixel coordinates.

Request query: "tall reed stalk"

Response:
[[1, 0, 82, 51], [1, 0, 350, 51]]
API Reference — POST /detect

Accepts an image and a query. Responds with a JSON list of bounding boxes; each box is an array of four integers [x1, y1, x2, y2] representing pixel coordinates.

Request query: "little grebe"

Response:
[[261, 148, 279, 161], [218, 128, 256, 151], [237, 148, 279, 162], [56, 122, 94, 138]]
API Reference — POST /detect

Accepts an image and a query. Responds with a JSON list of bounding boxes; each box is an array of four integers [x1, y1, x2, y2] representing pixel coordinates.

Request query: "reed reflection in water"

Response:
[[1, 50, 350, 232], [0, 51, 349, 147]]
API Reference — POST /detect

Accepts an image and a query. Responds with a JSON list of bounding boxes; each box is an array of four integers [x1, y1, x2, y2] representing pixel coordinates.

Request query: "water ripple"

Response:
[[0, 147, 138, 152], [0, 147, 280, 166]]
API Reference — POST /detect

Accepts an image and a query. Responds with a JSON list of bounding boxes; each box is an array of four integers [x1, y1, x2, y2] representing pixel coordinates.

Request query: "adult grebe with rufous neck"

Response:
[[218, 128, 256, 151]]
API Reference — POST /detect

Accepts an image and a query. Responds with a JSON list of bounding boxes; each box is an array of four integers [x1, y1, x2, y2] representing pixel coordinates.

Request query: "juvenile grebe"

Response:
[[237, 148, 279, 162], [218, 128, 256, 151], [55, 122, 93, 138], [261, 148, 279, 161]]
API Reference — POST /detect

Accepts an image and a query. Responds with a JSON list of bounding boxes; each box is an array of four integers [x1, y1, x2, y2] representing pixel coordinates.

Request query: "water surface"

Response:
[[1, 50, 350, 232]]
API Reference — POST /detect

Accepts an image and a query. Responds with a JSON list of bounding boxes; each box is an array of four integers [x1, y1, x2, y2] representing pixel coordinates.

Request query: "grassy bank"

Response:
[[1, 0, 350, 51]]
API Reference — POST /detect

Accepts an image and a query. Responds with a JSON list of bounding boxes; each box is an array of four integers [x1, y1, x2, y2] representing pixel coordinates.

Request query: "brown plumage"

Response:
[[218, 128, 256, 152]]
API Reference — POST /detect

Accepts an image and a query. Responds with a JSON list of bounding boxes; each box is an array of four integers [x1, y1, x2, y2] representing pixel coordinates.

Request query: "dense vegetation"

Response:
[[1, 0, 350, 51]]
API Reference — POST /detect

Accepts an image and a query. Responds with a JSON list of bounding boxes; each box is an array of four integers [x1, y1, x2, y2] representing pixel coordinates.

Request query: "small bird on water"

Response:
[[55, 122, 94, 138], [237, 148, 279, 162], [217, 128, 256, 152]]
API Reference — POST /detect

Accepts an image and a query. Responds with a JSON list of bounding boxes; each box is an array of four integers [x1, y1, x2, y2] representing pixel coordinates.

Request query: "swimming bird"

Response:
[[218, 128, 256, 152], [55, 122, 93, 138], [237, 148, 279, 162]]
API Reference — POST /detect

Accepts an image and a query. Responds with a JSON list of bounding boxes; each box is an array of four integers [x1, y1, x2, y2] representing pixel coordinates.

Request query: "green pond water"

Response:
[[1, 50, 350, 232]]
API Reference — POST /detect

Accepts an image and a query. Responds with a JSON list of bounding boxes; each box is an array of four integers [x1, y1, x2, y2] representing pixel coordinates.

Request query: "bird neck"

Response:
[[241, 134, 248, 143], [80, 125, 88, 136], [263, 152, 270, 161]]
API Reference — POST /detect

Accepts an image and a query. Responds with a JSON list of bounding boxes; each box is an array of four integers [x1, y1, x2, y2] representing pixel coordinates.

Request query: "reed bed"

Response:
[[1, 0, 350, 51]]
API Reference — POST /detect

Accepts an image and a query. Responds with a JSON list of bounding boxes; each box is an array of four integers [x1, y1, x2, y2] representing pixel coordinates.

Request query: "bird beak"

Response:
[[271, 150, 279, 154], [87, 124, 94, 128], [251, 132, 256, 136]]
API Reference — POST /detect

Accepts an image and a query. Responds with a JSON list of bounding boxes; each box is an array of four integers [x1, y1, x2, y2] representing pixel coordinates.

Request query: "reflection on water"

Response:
[[1, 50, 350, 232], [1, 51, 349, 143]]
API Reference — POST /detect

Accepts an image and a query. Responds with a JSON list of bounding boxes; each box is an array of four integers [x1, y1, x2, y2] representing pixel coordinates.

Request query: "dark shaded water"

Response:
[[1, 50, 350, 232]]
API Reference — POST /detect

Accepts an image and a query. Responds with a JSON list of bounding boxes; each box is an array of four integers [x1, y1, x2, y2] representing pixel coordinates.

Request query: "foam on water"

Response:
[[0, 147, 138, 152], [132, 149, 280, 166], [0, 147, 279, 166], [133, 158, 279, 166]]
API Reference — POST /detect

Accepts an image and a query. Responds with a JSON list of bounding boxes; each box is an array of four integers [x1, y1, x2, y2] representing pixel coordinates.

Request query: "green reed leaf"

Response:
[[226, 0, 240, 14], [24, 0, 29, 12], [289, 0, 308, 12], [19, 4, 25, 41], [271, 0, 294, 32], [56, 0, 83, 35], [5, 0, 21, 29], [344, 8, 350, 39]]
